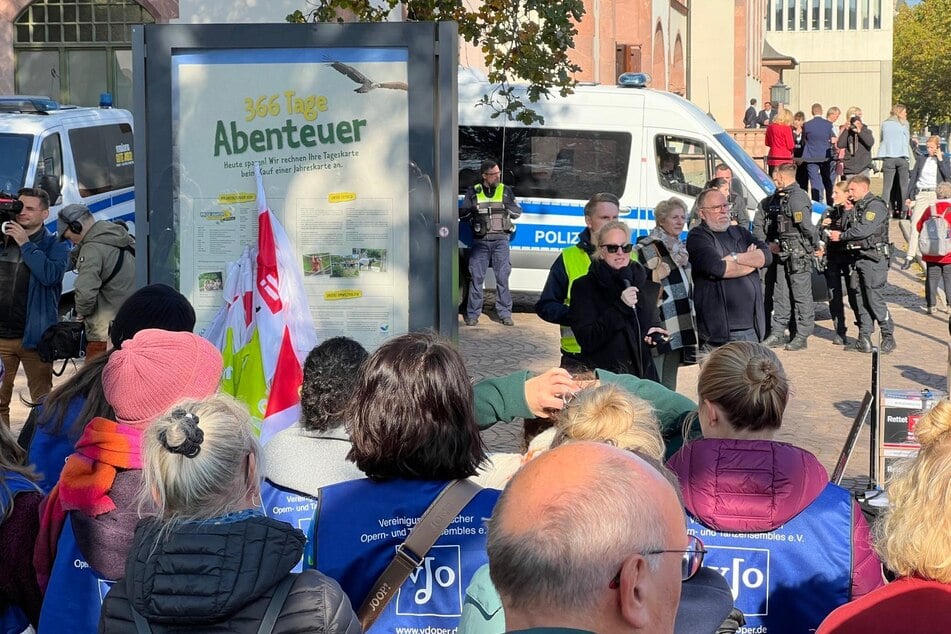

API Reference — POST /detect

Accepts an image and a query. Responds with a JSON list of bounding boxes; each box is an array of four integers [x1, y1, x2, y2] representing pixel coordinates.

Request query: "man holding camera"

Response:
[[0, 188, 70, 426], [460, 159, 521, 326], [755, 163, 821, 351], [837, 107, 875, 180]]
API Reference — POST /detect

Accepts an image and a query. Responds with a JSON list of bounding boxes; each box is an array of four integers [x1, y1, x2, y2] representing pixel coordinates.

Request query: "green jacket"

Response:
[[73, 220, 136, 342], [473, 369, 698, 459]]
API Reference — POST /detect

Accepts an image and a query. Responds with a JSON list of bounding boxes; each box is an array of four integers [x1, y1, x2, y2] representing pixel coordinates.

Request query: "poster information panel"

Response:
[[174, 48, 409, 348], [134, 23, 460, 349]]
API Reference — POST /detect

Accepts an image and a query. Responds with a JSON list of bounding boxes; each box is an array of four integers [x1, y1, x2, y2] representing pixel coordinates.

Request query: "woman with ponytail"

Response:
[[667, 342, 883, 634]]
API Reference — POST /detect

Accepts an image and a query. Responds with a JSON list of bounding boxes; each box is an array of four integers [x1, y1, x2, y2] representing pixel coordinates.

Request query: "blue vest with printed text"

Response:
[[308, 478, 500, 633], [687, 483, 853, 634], [38, 516, 115, 634], [260, 479, 319, 573], [1, 472, 41, 634]]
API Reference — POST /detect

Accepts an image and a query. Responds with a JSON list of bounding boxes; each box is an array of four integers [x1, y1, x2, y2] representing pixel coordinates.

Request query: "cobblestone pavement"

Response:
[[465, 219, 950, 484]]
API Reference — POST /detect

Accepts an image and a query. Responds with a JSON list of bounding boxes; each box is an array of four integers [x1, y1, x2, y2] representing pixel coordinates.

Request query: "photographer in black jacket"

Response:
[[836, 107, 875, 180]]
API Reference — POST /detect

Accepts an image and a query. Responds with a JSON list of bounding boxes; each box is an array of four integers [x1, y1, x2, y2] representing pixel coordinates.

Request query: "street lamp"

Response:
[[770, 83, 790, 109]]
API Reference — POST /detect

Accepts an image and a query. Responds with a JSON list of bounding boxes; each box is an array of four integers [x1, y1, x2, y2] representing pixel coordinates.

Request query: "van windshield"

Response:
[[0, 133, 33, 195], [714, 132, 775, 194]]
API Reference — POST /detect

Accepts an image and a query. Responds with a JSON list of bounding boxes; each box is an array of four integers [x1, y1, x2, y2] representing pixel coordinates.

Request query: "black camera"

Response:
[[849, 116, 860, 131], [0, 192, 24, 225]]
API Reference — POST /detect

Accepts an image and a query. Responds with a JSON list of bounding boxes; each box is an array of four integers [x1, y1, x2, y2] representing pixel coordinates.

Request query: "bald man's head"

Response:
[[487, 442, 685, 632]]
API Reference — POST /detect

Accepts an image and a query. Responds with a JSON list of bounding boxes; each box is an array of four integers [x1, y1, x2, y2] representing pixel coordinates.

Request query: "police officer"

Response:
[[827, 175, 896, 354], [821, 181, 863, 345], [460, 159, 522, 326], [755, 162, 820, 351]]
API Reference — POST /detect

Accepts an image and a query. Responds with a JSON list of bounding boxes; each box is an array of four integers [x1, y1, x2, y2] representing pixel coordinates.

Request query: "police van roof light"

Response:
[[0, 96, 60, 113], [618, 73, 651, 88]]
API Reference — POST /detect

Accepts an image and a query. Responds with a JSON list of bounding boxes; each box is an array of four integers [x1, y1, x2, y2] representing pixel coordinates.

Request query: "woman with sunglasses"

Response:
[[667, 342, 883, 633], [567, 220, 667, 380]]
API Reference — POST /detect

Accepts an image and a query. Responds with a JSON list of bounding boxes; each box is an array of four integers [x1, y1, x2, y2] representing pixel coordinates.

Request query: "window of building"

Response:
[[849, 0, 857, 28], [811, 0, 820, 29], [14, 0, 154, 108], [837, 0, 846, 29], [824, 0, 833, 28], [68, 123, 135, 196], [872, 0, 881, 28], [773, 0, 783, 30], [459, 126, 631, 201], [787, 0, 796, 31], [862, 0, 870, 28]]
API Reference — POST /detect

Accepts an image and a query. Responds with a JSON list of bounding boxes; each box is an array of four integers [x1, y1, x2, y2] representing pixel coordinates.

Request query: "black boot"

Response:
[[880, 334, 897, 354], [785, 335, 808, 351], [832, 332, 848, 345], [848, 334, 873, 353], [762, 333, 787, 348]]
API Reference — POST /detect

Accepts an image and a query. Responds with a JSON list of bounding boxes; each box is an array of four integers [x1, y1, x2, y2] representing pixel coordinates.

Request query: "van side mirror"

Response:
[[36, 174, 62, 205]]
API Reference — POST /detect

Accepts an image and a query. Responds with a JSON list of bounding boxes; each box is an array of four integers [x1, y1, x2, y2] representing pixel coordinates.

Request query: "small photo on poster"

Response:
[[303, 252, 332, 276], [352, 248, 388, 273], [330, 255, 360, 278], [198, 271, 224, 292]]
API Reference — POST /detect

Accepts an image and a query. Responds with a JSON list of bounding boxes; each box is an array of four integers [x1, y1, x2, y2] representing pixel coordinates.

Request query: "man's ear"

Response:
[[617, 554, 652, 629]]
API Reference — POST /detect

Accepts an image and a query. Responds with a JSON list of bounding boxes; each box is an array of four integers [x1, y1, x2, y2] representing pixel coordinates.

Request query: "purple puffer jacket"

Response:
[[667, 438, 884, 599]]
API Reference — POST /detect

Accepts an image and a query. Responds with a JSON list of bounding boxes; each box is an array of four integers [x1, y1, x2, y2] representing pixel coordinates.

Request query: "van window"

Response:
[[0, 133, 33, 193], [460, 125, 631, 200], [655, 135, 707, 196], [68, 123, 134, 197], [36, 133, 64, 200]]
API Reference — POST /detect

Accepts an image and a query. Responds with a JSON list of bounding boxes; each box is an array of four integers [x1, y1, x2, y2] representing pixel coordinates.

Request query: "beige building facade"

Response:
[[764, 0, 894, 137]]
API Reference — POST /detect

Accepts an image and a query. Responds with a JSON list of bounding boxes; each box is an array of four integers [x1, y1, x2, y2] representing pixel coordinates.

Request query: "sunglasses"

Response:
[[601, 243, 634, 254]]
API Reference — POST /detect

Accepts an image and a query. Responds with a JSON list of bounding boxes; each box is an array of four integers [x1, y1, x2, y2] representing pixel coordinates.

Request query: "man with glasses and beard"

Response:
[[687, 188, 771, 350]]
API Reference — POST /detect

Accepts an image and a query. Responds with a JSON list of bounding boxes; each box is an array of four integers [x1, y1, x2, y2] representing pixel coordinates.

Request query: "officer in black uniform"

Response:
[[820, 181, 863, 345], [827, 174, 896, 354], [755, 162, 820, 351]]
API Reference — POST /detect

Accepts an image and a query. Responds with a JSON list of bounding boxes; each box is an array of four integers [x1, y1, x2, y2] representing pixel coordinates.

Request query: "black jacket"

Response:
[[567, 259, 661, 379], [836, 125, 875, 176], [99, 514, 360, 634]]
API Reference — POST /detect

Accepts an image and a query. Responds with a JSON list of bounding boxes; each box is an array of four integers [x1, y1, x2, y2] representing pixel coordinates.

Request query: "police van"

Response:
[[0, 96, 134, 292], [459, 72, 797, 293]]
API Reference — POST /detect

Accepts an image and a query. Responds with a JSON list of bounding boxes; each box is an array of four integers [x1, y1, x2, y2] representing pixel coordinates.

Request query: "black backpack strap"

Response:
[[102, 246, 130, 287], [256, 574, 297, 634]]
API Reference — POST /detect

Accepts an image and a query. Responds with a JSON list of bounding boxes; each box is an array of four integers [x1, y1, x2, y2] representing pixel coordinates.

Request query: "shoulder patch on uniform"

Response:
[[78, 256, 85, 263], [793, 211, 803, 223], [865, 211, 876, 221]]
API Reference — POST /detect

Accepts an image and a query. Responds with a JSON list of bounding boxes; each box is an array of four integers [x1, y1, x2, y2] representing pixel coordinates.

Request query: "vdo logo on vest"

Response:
[[704, 546, 770, 616], [395, 545, 463, 617]]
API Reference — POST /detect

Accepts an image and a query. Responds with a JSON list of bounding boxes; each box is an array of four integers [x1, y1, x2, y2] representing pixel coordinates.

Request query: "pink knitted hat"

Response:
[[103, 328, 223, 427]]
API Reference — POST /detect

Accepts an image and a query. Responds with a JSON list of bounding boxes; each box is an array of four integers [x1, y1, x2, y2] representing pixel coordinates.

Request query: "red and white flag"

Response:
[[254, 164, 317, 442]]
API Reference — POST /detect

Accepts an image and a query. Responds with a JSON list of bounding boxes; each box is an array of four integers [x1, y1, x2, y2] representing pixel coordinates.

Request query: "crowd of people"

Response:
[[0, 128, 949, 634]]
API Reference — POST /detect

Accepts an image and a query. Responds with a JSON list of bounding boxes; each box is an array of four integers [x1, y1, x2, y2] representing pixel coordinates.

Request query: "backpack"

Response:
[[918, 207, 951, 257]]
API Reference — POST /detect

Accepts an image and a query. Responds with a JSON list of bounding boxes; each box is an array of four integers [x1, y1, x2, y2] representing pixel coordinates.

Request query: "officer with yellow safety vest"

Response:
[[534, 193, 623, 370], [461, 159, 522, 327]]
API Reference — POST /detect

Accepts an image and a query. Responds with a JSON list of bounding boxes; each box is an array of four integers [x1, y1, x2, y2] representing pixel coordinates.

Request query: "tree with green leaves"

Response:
[[287, 0, 585, 124], [893, 0, 951, 129]]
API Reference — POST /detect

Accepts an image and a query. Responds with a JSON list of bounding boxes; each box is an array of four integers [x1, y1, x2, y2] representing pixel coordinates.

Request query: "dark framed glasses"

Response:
[[601, 243, 634, 254], [609, 534, 707, 587]]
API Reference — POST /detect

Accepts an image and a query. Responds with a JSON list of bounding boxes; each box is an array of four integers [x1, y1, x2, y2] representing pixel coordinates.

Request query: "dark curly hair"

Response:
[[346, 331, 486, 480], [300, 337, 369, 433]]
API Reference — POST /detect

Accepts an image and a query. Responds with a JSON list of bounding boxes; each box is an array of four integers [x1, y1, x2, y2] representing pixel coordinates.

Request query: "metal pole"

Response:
[[869, 346, 880, 488]]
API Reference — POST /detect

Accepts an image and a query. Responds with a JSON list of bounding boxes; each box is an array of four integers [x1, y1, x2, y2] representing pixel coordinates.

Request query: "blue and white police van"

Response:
[[0, 96, 135, 292], [458, 71, 785, 293]]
